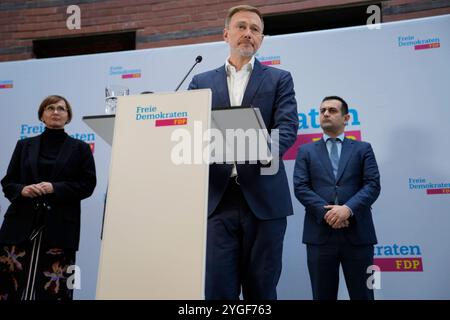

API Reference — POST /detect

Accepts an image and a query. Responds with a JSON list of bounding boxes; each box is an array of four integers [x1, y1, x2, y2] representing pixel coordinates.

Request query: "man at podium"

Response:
[[189, 5, 298, 300]]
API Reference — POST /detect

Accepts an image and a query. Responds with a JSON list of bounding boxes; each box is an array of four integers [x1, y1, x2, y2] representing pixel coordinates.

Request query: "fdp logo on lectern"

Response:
[[135, 105, 188, 127], [373, 244, 423, 272]]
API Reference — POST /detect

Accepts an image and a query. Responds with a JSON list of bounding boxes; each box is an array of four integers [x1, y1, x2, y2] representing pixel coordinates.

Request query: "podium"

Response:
[[84, 90, 211, 299]]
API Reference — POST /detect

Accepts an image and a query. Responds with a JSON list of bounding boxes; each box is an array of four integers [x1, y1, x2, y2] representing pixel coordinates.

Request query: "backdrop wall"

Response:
[[1, 14, 449, 299]]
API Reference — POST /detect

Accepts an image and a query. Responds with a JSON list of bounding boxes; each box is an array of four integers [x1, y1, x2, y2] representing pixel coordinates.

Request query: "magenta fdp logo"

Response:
[[135, 105, 188, 127], [409, 177, 450, 195], [374, 244, 423, 272], [109, 66, 141, 79], [398, 35, 440, 51], [256, 53, 281, 66], [0, 80, 13, 89]]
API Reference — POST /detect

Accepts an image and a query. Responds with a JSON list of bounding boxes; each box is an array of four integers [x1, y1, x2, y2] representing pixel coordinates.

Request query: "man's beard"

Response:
[[236, 47, 255, 57]]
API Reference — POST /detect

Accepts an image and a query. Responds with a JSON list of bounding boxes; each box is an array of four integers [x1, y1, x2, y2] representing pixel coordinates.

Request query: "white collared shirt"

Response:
[[225, 56, 255, 177], [225, 56, 255, 107]]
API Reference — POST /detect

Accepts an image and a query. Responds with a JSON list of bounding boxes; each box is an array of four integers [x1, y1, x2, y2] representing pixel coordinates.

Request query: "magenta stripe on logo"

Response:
[[414, 42, 440, 50], [261, 60, 281, 66], [427, 188, 450, 195], [122, 73, 141, 79], [374, 258, 423, 272], [155, 118, 187, 127]]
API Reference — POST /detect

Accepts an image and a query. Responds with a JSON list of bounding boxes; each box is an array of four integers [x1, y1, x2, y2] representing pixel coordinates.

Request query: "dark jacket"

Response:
[[0, 133, 96, 250], [294, 138, 381, 245], [188, 59, 299, 219]]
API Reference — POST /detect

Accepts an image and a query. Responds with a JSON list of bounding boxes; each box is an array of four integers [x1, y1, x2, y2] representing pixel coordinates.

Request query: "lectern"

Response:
[[84, 90, 211, 299]]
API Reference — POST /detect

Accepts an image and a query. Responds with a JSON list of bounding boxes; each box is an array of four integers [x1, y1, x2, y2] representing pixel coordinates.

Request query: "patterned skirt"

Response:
[[0, 230, 76, 300]]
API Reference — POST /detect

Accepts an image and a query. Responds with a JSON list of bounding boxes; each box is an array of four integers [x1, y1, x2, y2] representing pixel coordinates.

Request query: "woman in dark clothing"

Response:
[[0, 95, 96, 300]]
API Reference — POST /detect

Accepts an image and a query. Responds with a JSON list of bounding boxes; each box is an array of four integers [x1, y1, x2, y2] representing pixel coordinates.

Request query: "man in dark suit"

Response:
[[293, 96, 381, 300], [188, 5, 298, 300]]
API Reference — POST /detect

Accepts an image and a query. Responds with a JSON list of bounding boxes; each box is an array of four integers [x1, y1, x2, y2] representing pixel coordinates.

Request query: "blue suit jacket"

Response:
[[293, 138, 381, 245], [188, 59, 298, 219]]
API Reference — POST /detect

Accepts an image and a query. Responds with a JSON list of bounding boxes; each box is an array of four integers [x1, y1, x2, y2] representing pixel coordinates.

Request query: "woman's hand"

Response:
[[37, 182, 54, 194], [21, 182, 54, 198]]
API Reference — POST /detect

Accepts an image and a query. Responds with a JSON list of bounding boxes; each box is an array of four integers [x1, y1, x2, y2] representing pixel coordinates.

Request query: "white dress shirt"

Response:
[[225, 56, 255, 177]]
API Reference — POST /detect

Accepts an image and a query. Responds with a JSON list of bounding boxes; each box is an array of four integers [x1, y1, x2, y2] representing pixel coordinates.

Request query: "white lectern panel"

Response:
[[96, 90, 211, 299]]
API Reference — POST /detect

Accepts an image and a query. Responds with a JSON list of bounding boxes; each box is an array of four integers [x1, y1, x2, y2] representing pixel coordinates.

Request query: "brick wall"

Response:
[[0, 0, 449, 62]]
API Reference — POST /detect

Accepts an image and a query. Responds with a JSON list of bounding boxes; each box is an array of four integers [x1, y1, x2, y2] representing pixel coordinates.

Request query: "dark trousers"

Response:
[[205, 178, 287, 300], [306, 230, 374, 300]]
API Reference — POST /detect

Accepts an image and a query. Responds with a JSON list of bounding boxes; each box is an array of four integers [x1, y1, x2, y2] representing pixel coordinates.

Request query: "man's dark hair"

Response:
[[322, 96, 348, 115]]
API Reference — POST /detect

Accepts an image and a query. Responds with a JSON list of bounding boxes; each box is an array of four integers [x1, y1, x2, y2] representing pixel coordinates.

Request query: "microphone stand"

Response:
[[175, 56, 202, 91]]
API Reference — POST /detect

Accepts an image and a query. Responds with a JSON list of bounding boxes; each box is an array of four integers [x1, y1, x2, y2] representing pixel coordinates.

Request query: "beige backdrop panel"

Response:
[[96, 90, 211, 299]]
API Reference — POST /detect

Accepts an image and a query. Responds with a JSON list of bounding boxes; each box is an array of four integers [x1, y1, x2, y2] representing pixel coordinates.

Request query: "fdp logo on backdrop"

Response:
[[409, 177, 450, 195], [0, 80, 13, 89], [283, 107, 362, 160], [135, 105, 188, 127], [374, 244, 423, 272], [109, 66, 141, 79], [255, 53, 281, 66], [398, 35, 440, 51], [19, 123, 96, 153]]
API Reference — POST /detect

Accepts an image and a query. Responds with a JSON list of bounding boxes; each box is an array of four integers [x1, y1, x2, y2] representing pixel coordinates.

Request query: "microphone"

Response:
[[175, 55, 203, 91]]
